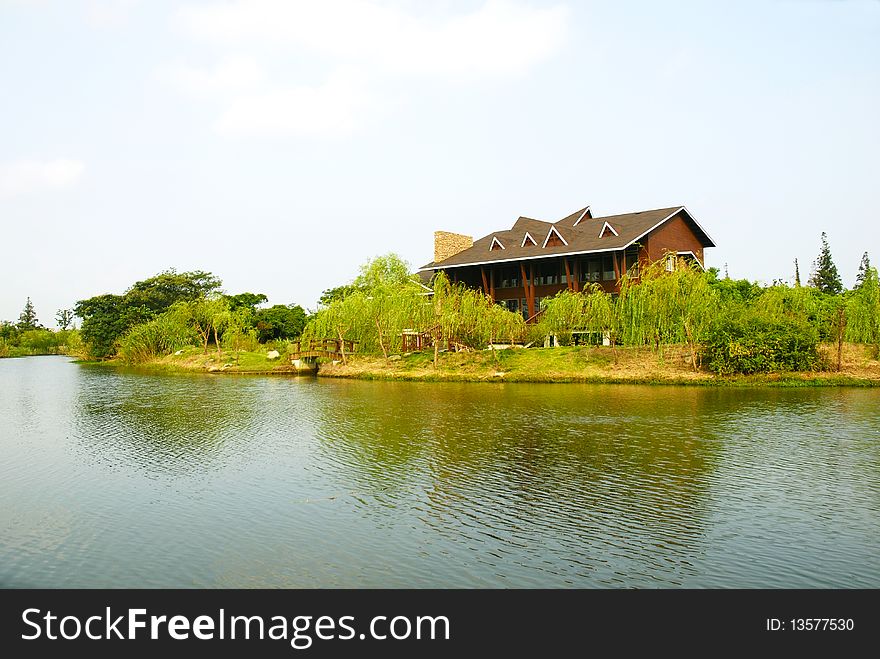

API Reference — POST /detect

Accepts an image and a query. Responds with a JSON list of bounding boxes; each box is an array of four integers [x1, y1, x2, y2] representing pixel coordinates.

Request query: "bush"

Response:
[[701, 314, 820, 374], [117, 308, 197, 363]]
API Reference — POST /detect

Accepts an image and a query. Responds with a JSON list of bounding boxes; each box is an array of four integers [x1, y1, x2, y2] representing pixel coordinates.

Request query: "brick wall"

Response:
[[645, 214, 705, 265]]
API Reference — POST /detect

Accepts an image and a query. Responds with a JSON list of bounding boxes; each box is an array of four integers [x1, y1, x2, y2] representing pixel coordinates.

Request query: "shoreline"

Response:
[[76, 343, 880, 387]]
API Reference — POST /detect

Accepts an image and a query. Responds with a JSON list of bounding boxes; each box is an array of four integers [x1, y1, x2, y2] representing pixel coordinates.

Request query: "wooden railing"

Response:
[[288, 339, 359, 360]]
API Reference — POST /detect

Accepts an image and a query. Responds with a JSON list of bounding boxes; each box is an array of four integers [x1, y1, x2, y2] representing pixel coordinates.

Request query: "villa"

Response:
[[420, 205, 715, 319]]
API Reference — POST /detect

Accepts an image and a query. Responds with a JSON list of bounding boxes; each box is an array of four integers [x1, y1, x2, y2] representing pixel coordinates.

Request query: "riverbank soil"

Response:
[[108, 342, 880, 385], [318, 342, 880, 385]]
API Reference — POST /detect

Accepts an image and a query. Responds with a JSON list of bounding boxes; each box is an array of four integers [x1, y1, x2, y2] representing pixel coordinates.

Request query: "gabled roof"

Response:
[[556, 206, 592, 227], [421, 205, 715, 270]]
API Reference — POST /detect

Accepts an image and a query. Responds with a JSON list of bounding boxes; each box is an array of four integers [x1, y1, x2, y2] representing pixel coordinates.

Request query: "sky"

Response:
[[1, 0, 878, 325]]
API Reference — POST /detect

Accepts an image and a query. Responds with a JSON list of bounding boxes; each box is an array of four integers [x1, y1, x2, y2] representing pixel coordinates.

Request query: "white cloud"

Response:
[[0, 159, 85, 200], [158, 55, 269, 98], [214, 75, 372, 139], [86, 0, 141, 29], [164, 0, 569, 139], [175, 0, 569, 79]]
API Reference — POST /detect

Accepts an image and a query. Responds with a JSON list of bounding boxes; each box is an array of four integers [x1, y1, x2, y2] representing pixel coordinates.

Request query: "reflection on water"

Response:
[[0, 356, 878, 588]]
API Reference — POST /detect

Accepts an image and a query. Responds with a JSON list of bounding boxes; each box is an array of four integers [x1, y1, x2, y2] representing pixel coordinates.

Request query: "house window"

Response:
[[625, 248, 640, 277], [499, 267, 519, 289], [587, 259, 601, 282], [666, 255, 676, 272], [537, 263, 558, 286], [521, 298, 529, 319], [602, 255, 615, 281]]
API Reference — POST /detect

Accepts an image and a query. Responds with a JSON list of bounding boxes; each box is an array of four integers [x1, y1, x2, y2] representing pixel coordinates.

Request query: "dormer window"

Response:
[[598, 221, 619, 238], [521, 232, 537, 247], [572, 206, 592, 227], [489, 236, 505, 251], [542, 226, 568, 248]]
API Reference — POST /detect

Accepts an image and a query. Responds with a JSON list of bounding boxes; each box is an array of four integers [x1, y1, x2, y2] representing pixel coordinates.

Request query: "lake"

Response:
[[1, 356, 878, 588]]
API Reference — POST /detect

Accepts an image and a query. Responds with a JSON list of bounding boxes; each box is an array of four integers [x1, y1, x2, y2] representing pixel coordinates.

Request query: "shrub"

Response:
[[701, 314, 820, 374], [117, 308, 197, 363]]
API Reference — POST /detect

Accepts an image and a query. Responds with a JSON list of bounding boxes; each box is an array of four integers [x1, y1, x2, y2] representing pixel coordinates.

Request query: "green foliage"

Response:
[[318, 284, 356, 306], [304, 266, 524, 362], [318, 253, 419, 307], [18, 329, 63, 354], [125, 269, 222, 313], [855, 252, 871, 289], [223, 309, 260, 358], [0, 327, 80, 357], [617, 258, 716, 354], [1, 321, 19, 343], [255, 304, 307, 342], [56, 309, 74, 330], [807, 232, 843, 295], [117, 305, 197, 364], [846, 265, 880, 353], [18, 297, 40, 331], [707, 270, 761, 303], [701, 313, 820, 374], [539, 285, 614, 346], [75, 293, 149, 359], [75, 270, 222, 359], [224, 292, 268, 311], [187, 297, 230, 355], [353, 253, 418, 290]]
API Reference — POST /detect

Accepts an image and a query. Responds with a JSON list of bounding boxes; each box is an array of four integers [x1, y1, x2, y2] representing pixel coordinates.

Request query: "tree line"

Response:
[[304, 238, 879, 375], [0, 298, 81, 357], [3, 233, 876, 374], [1, 270, 308, 362]]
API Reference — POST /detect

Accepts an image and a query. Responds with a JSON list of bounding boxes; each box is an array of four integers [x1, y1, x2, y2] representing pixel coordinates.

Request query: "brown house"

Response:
[[420, 205, 715, 319]]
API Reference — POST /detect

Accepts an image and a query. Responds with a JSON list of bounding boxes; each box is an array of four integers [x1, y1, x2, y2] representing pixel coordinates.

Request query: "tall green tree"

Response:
[[353, 254, 417, 291], [125, 269, 222, 312], [855, 252, 871, 289], [224, 292, 268, 311], [255, 304, 307, 342], [75, 294, 149, 359], [56, 308, 74, 330], [188, 297, 230, 355], [75, 269, 222, 359], [17, 297, 39, 331], [794, 258, 801, 287], [807, 232, 843, 295]]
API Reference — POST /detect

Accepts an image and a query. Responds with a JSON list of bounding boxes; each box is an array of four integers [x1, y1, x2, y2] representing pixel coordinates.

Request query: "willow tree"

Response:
[[368, 283, 429, 358], [582, 284, 618, 358], [846, 265, 880, 357], [486, 303, 526, 361], [540, 290, 587, 346], [426, 272, 523, 368], [302, 291, 371, 362], [616, 257, 716, 369], [188, 297, 230, 356]]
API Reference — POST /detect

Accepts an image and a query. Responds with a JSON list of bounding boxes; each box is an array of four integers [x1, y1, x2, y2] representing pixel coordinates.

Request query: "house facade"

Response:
[[420, 205, 715, 320]]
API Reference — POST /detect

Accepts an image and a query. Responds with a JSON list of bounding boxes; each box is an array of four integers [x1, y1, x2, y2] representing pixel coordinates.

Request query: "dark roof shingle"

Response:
[[422, 205, 713, 270]]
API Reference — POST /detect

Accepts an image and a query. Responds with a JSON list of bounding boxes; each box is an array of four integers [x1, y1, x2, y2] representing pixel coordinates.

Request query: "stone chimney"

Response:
[[434, 231, 473, 263]]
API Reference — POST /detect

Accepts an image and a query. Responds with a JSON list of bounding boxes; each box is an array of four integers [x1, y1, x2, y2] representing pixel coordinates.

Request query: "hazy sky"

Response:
[[1, 0, 878, 325]]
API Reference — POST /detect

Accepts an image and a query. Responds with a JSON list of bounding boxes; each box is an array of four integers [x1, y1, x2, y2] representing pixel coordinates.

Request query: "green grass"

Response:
[[317, 344, 880, 386], [79, 342, 880, 387]]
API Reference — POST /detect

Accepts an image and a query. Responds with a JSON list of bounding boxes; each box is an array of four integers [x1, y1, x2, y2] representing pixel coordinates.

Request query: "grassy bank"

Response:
[[114, 342, 880, 386], [319, 342, 880, 386], [107, 345, 305, 375]]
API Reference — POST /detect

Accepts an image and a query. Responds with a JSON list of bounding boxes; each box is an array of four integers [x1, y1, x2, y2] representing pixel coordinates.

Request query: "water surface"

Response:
[[1, 356, 878, 587]]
